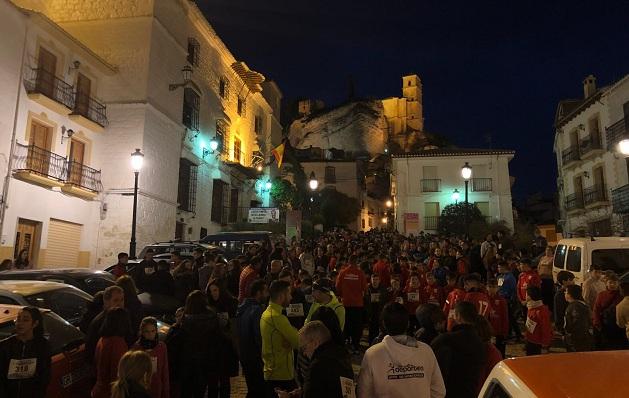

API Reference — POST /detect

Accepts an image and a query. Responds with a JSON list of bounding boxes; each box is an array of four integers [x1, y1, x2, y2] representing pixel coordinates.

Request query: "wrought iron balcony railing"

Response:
[[565, 192, 584, 211], [421, 179, 441, 192], [583, 184, 607, 206], [472, 178, 492, 192], [561, 145, 580, 165], [606, 118, 628, 151], [612, 184, 629, 214], [579, 135, 603, 155], [24, 67, 74, 110], [424, 216, 440, 230], [65, 160, 103, 192], [73, 92, 108, 127]]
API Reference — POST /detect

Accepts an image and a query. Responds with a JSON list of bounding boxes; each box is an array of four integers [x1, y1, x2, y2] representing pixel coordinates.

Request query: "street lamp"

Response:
[[308, 171, 319, 191], [129, 149, 144, 259], [381, 217, 388, 224], [461, 162, 472, 238], [385, 199, 393, 208], [452, 189, 460, 204], [619, 139, 629, 156]]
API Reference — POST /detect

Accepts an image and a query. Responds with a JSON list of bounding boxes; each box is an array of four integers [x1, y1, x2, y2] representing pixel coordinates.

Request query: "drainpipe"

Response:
[[0, 22, 29, 242]]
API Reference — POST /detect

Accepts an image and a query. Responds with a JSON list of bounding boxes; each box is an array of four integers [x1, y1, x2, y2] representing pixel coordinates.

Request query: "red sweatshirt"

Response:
[[92, 336, 128, 398], [464, 290, 492, 318], [403, 286, 424, 315], [131, 341, 170, 398], [336, 265, 368, 307], [424, 282, 445, 307], [525, 301, 552, 347], [444, 288, 466, 331], [238, 265, 259, 302], [592, 289, 622, 330], [489, 293, 509, 338], [372, 261, 391, 287], [517, 270, 541, 302]]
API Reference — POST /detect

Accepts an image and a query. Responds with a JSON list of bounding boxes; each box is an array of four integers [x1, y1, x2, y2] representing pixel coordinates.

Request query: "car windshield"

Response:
[[24, 287, 92, 326], [591, 249, 629, 275], [0, 311, 84, 356]]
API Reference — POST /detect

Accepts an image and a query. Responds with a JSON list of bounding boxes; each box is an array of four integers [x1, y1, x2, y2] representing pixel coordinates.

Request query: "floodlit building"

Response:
[[554, 74, 629, 236], [391, 149, 515, 234], [3, 0, 281, 266]]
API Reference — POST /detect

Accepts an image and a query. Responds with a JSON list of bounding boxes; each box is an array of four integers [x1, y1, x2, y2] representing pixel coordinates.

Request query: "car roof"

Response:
[[0, 304, 51, 324], [0, 268, 113, 278], [558, 237, 629, 245], [502, 351, 629, 396], [201, 231, 272, 242], [0, 280, 73, 295]]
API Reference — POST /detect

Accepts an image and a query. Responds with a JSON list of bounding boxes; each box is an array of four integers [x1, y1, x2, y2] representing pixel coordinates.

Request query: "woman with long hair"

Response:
[[111, 350, 152, 398], [116, 275, 144, 336], [131, 317, 169, 398], [14, 249, 29, 269], [0, 307, 51, 398], [91, 308, 132, 398]]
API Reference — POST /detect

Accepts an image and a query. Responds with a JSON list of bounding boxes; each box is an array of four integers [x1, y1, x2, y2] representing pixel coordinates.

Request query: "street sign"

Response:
[[248, 207, 280, 224]]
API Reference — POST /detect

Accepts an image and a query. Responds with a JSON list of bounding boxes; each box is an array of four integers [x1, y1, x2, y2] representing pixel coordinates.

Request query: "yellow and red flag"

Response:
[[271, 141, 286, 169]]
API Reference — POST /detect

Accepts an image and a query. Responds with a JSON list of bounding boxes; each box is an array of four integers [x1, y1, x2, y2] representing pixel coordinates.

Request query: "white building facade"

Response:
[[2, 0, 281, 267], [391, 149, 515, 234], [554, 74, 629, 236]]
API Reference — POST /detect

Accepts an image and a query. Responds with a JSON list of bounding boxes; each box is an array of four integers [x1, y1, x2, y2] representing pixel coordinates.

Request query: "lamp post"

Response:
[[619, 139, 629, 156], [452, 189, 460, 204], [130, 149, 144, 259], [461, 162, 472, 238], [308, 171, 319, 191]]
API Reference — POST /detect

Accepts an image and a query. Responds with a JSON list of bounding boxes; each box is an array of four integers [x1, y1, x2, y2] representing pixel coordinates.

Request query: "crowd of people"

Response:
[[2, 228, 629, 398]]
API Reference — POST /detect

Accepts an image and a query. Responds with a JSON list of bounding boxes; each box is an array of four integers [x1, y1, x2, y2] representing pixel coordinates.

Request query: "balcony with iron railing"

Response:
[[24, 67, 74, 112], [561, 145, 581, 168], [579, 134, 603, 158], [421, 179, 441, 192], [472, 178, 493, 192], [583, 184, 608, 207], [71, 91, 108, 128], [612, 184, 629, 214], [12, 142, 102, 198], [606, 118, 628, 151], [565, 193, 584, 212], [424, 216, 440, 230]]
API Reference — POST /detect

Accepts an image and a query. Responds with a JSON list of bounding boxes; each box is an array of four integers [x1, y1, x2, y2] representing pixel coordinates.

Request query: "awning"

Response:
[[231, 61, 265, 93]]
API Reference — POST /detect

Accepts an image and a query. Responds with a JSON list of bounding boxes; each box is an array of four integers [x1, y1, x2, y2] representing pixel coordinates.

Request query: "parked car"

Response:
[[200, 231, 273, 259], [479, 350, 629, 397], [0, 280, 92, 326], [553, 237, 629, 284], [0, 304, 91, 398], [137, 241, 222, 261], [0, 268, 115, 296]]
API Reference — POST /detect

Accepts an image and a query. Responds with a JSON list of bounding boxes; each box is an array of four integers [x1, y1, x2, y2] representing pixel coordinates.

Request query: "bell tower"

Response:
[[402, 74, 423, 132]]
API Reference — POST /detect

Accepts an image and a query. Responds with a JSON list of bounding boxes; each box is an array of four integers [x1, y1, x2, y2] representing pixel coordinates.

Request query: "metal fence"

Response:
[[24, 67, 74, 109], [472, 178, 492, 192], [73, 92, 108, 127], [421, 179, 441, 192]]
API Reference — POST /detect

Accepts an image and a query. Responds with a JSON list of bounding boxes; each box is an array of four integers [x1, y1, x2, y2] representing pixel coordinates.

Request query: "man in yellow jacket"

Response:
[[305, 278, 346, 331], [261, 280, 299, 396]]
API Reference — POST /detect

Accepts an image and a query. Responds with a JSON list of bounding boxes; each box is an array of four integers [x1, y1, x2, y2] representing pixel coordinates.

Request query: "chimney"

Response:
[[583, 74, 597, 98]]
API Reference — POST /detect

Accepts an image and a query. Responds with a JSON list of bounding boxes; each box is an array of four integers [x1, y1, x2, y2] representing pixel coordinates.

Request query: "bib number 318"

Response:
[[8, 358, 37, 379]]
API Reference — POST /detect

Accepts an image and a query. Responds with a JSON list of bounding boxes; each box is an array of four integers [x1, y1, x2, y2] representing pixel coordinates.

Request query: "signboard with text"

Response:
[[404, 212, 419, 235], [248, 208, 280, 224]]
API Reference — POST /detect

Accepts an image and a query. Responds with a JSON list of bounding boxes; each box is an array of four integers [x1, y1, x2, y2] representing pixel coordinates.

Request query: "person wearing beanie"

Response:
[[563, 284, 594, 352]]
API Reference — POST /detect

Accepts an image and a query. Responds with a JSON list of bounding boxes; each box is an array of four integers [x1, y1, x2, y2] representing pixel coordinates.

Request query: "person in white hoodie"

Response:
[[357, 302, 446, 398]]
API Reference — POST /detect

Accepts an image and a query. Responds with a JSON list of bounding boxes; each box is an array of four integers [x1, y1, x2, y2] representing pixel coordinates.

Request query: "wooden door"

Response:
[[28, 122, 52, 174], [36, 47, 57, 98], [75, 73, 91, 117], [575, 176, 584, 201], [14, 219, 38, 265], [68, 139, 85, 185]]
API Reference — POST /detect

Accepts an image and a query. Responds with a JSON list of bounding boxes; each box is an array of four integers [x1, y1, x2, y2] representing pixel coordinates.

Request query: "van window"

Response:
[[566, 246, 582, 272], [554, 245, 567, 269], [483, 380, 511, 398], [592, 249, 629, 275]]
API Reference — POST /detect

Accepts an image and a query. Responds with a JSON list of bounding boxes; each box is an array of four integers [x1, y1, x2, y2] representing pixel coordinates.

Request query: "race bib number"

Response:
[[408, 292, 419, 302], [370, 293, 380, 302], [498, 278, 504, 287], [395, 297, 404, 305], [448, 309, 455, 319], [478, 300, 489, 317], [8, 358, 37, 379], [525, 317, 537, 333], [151, 356, 158, 374], [144, 267, 155, 275], [340, 376, 356, 398], [287, 303, 304, 317], [305, 294, 314, 303]]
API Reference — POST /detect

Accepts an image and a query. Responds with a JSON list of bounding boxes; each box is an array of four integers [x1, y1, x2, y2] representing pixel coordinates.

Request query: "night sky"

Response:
[[198, 0, 629, 201]]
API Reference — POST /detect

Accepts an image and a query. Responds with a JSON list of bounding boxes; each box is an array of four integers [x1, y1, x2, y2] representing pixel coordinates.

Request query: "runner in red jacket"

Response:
[[487, 279, 509, 357], [372, 254, 391, 288], [524, 286, 552, 355], [443, 275, 467, 331], [424, 273, 445, 307], [517, 259, 541, 304], [403, 273, 425, 332], [463, 274, 492, 319]]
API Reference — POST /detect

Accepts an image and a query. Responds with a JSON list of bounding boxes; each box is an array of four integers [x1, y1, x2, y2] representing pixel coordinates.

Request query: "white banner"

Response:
[[248, 208, 280, 224]]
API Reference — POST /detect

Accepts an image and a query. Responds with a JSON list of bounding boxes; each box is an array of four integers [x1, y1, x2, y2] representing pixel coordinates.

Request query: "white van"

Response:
[[552, 237, 629, 284]]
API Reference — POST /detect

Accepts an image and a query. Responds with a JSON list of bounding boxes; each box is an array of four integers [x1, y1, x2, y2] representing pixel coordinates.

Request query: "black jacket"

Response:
[[85, 310, 106, 362], [235, 298, 264, 366], [131, 259, 158, 292], [303, 341, 353, 398], [0, 335, 51, 398], [148, 270, 175, 296], [431, 324, 486, 398], [124, 379, 152, 398], [169, 311, 222, 373], [564, 300, 594, 351]]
